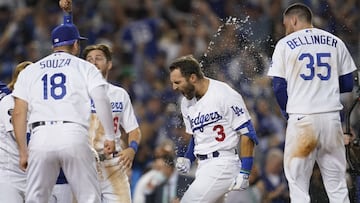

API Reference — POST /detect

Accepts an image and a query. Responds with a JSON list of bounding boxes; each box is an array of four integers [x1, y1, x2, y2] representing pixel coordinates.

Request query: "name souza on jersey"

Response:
[[40, 58, 71, 69]]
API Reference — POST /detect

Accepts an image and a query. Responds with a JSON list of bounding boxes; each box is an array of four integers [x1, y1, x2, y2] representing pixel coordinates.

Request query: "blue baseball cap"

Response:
[[51, 23, 87, 47]]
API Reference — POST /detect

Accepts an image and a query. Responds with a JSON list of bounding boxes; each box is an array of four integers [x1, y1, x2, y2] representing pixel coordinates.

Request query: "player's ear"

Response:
[[189, 73, 197, 83], [107, 60, 113, 71], [291, 16, 297, 27], [72, 40, 80, 55]]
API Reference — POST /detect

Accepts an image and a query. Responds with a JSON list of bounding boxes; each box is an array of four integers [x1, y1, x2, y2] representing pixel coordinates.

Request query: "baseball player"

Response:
[[83, 43, 141, 203], [12, 21, 116, 203], [0, 61, 31, 203], [169, 55, 258, 203], [0, 61, 75, 203], [267, 3, 357, 203]]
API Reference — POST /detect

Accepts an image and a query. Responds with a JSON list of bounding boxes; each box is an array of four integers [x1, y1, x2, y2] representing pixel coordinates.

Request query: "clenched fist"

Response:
[[176, 157, 191, 174], [59, 0, 72, 12]]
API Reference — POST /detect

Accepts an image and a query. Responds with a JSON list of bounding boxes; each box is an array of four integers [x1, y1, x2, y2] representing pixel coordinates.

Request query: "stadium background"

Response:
[[0, 0, 358, 202]]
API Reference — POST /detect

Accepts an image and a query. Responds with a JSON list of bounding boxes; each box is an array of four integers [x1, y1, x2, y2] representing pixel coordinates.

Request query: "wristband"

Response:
[[129, 141, 138, 153], [240, 157, 253, 175]]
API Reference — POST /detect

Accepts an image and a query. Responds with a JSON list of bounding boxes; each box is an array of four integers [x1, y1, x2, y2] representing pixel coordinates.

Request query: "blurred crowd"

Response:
[[0, 0, 359, 202]]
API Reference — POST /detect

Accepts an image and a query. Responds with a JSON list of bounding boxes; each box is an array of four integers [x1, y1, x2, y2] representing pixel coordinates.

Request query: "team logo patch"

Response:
[[231, 106, 244, 116]]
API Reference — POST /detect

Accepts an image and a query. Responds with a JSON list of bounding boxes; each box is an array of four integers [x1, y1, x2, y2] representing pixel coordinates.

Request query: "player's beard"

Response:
[[182, 82, 195, 100]]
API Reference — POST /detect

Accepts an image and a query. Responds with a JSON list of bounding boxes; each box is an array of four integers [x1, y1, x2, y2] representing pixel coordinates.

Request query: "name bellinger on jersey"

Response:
[[286, 33, 338, 49]]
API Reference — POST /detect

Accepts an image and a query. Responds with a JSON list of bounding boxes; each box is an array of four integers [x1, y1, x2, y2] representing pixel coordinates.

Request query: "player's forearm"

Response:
[[240, 135, 255, 158], [128, 128, 141, 153], [239, 135, 255, 174], [12, 98, 28, 154]]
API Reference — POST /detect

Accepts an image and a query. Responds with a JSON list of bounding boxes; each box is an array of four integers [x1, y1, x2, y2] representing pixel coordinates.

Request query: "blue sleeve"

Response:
[[272, 77, 288, 119], [339, 73, 353, 93], [235, 121, 259, 145], [184, 136, 196, 163], [0, 82, 11, 100]]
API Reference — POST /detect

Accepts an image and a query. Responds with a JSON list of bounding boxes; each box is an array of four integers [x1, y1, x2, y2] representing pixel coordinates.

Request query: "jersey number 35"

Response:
[[299, 52, 331, 81]]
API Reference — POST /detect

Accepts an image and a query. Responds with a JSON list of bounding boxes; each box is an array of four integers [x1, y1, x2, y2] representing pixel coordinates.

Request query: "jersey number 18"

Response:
[[42, 73, 67, 100]]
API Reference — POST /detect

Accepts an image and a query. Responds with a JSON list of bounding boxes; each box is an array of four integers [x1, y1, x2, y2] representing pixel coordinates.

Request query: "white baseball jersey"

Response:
[[89, 83, 139, 203], [181, 78, 251, 155], [89, 83, 139, 153], [12, 52, 107, 127], [268, 28, 357, 114], [0, 94, 26, 195]]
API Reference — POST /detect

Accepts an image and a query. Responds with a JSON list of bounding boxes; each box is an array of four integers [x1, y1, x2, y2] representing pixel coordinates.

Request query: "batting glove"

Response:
[[228, 172, 250, 191], [176, 157, 191, 174]]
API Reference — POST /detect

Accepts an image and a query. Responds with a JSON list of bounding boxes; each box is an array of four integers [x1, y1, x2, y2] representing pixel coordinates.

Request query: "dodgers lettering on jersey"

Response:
[[112, 102, 123, 112], [189, 111, 222, 133], [91, 99, 123, 113], [286, 34, 338, 50]]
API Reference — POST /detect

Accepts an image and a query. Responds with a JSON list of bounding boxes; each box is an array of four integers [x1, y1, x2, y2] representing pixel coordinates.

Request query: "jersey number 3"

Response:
[[213, 125, 226, 142], [42, 73, 67, 100], [299, 53, 331, 80]]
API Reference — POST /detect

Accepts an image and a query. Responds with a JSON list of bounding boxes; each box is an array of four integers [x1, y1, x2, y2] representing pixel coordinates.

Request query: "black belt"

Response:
[[196, 151, 220, 160], [31, 121, 73, 130], [196, 149, 237, 161]]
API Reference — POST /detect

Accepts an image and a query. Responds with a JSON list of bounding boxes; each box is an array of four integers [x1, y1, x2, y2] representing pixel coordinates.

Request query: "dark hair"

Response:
[[169, 55, 204, 79], [159, 154, 175, 168], [82, 44, 112, 61], [284, 3, 312, 23]]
